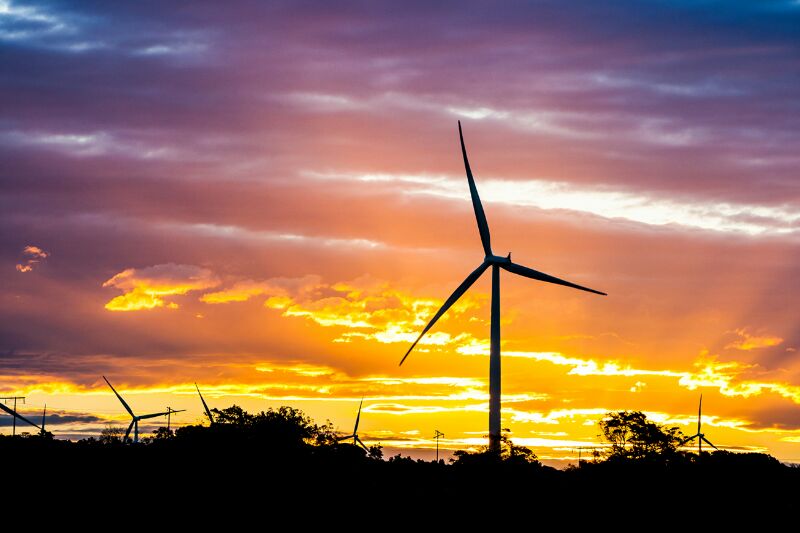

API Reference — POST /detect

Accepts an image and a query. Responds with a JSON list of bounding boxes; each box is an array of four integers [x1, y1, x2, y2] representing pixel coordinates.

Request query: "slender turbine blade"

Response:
[[137, 410, 174, 420], [0, 402, 41, 430], [501, 261, 606, 296], [400, 261, 490, 365], [698, 394, 703, 434], [42, 403, 46, 433], [458, 121, 492, 257], [701, 436, 718, 450], [124, 419, 135, 442], [355, 435, 370, 452], [679, 434, 698, 447], [354, 398, 363, 434], [195, 383, 214, 423], [103, 376, 135, 417], [336, 434, 355, 442]]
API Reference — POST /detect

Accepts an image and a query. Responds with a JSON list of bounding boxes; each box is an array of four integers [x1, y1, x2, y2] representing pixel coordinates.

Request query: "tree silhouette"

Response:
[[451, 430, 540, 466], [599, 411, 684, 461], [99, 424, 125, 445]]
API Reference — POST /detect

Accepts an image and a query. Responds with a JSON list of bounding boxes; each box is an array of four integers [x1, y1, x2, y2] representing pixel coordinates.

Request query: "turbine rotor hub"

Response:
[[487, 254, 511, 264]]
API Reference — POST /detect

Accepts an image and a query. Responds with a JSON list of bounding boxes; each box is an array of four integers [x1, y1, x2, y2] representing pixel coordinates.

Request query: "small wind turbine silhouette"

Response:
[[679, 394, 717, 454], [0, 401, 41, 433], [195, 383, 214, 424], [40, 404, 47, 436], [103, 376, 185, 443], [400, 122, 606, 452], [337, 398, 369, 451]]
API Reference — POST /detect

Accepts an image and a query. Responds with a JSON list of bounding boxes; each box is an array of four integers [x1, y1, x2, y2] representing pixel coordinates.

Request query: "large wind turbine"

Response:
[[0, 401, 41, 434], [103, 376, 185, 443], [400, 122, 606, 453], [679, 394, 717, 454], [337, 399, 369, 452], [195, 383, 214, 424]]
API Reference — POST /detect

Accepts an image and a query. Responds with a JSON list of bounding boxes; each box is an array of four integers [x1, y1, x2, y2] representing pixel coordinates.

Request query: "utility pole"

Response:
[[0, 396, 26, 436], [434, 430, 445, 463], [166, 407, 176, 432]]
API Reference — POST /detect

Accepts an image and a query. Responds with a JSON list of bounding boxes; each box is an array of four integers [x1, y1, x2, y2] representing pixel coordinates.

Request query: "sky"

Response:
[[1, 0, 800, 464]]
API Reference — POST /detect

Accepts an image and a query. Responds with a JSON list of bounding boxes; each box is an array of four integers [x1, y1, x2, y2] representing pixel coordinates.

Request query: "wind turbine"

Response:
[[400, 122, 606, 453], [195, 383, 214, 424], [337, 398, 369, 452], [679, 394, 717, 454], [0, 401, 41, 433], [103, 376, 185, 443]]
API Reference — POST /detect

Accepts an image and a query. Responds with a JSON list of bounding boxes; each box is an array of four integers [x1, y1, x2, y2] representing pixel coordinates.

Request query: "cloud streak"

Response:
[[103, 263, 219, 311]]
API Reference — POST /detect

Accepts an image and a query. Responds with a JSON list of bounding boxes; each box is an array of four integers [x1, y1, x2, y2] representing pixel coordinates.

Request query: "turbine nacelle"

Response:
[[487, 254, 512, 264]]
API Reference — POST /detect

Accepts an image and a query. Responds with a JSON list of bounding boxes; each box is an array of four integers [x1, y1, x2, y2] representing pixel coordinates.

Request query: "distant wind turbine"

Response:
[[679, 394, 718, 454], [103, 376, 185, 443], [41, 404, 47, 436], [400, 121, 606, 453], [0, 401, 41, 433], [195, 383, 214, 424], [337, 398, 369, 452]]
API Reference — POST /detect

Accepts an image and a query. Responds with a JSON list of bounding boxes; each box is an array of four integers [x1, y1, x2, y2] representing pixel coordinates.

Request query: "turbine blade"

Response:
[[698, 394, 703, 434], [195, 383, 214, 423], [0, 402, 41, 430], [137, 411, 173, 420], [124, 420, 135, 442], [679, 434, 698, 447], [103, 376, 135, 417], [400, 261, 490, 365], [356, 436, 370, 452], [702, 436, 718, 450], [336, 434, 355, 442], [501, 261, 606, 296], [354, 398, 363, 434], [458, 121, 492, 256]]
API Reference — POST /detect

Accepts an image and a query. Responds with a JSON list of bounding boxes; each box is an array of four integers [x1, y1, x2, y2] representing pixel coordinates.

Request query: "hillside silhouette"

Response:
[[2, 406, 797, 515]]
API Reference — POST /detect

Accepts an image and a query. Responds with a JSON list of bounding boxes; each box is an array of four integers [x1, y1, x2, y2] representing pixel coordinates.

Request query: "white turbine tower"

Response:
[[401, 122, 606, 453], [680, 394, 718, 454], [103, 376, 185, 443], [337, 398, 369, 452]]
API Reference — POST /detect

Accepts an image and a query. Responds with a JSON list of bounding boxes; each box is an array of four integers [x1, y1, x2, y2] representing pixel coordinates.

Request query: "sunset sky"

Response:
[[2, 0, 800, 464]]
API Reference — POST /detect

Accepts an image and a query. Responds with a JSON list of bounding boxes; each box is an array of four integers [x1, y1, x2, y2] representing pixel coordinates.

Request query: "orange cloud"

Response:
[[202, 274, 485, 347], [725, 328, 783, 351], [200, 275, 322, 304], [679, 356, 800, 402], [15, 244, 49, 273], [103, 263, 219, 311]]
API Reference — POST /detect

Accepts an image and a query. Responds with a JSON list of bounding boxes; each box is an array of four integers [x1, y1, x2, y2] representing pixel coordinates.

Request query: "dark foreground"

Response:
[[3, 436, 798, 520], [3, 406, 798, 522]]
